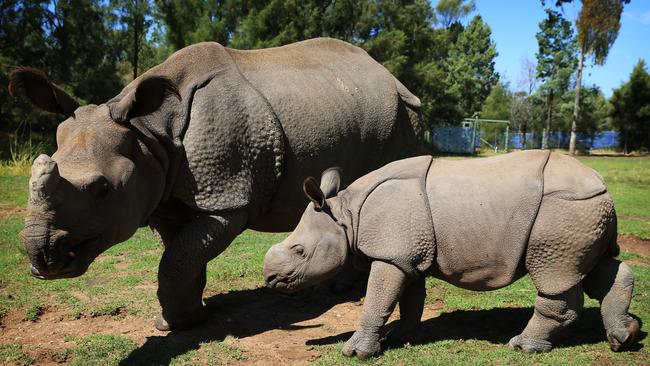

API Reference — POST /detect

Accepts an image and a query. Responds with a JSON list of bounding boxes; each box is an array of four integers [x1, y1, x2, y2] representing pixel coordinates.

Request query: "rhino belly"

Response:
[[427, 150, 550, 291]]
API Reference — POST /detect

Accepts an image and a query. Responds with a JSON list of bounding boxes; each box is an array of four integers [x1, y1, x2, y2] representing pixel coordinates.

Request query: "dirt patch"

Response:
[[0, 205, 25, 220], [618, 234, 650, 258], [0, 286, 442, 366]]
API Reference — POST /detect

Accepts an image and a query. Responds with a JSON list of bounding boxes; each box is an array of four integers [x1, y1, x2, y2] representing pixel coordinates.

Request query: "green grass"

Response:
[[579, 156, 650, 239], [0, 344, 34, 366], [65, 334, 137, 366], [0, 155, 648, 365], [168, 337, 248, 366]]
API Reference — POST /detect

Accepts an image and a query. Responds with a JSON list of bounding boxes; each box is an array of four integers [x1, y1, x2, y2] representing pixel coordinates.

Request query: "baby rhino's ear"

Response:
[[320, 167, 342, 199], [303, 176, 325, 210]]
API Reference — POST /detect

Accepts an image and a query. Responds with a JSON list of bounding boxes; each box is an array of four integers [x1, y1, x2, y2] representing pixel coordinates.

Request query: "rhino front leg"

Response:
[[154, 211, 248, 331], [343, 261, 409, 359], [509, 284, 584, 353]]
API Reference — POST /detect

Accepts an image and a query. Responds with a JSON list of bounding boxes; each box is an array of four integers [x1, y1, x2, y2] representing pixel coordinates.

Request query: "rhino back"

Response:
[[426, 150, 550, 290], [230, 38, 423, 230]]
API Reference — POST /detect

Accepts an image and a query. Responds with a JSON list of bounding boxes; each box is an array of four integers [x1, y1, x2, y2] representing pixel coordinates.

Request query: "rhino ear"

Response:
[[320, 167, 342, 199], [303, 176, 326, 210], [8, 67, 79, 117], [107, 75, 180, 123]]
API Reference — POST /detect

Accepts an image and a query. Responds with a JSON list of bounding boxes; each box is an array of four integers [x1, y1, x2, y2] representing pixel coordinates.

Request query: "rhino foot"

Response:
[[508, 335, 553, 353], [154, 307, 207, 331], [385, 323, 420, 346], [342, 330, 381, 359], [607, 318, 640, 352]]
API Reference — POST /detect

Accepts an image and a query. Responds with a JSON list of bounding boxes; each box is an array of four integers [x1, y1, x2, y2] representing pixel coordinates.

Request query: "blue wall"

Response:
[[431, 125, 620, 154], [509, 131, 620, 150]]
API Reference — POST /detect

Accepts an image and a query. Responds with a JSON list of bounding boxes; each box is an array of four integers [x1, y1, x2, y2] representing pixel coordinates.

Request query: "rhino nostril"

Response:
[[265, 273, 277, 286]]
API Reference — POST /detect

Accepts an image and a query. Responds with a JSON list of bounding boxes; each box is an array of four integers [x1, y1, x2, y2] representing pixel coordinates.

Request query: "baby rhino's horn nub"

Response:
[[29, 154, 60, 206]]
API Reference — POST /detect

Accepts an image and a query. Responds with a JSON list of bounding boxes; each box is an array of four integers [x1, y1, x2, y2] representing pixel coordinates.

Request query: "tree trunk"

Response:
[[569, 48, 585, 155], [543, 90, 553, 149], [132, 17, 140, 80]]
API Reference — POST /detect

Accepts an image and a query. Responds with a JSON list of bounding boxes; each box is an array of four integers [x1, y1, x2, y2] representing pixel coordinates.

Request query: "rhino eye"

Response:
[[88, 176, 111, 199], [291, 244, 305, 258]]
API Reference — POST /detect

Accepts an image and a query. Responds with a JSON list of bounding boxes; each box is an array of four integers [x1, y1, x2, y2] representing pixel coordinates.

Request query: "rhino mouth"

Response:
[[265, 272, 302, 293], [29, 237, 100, 280]]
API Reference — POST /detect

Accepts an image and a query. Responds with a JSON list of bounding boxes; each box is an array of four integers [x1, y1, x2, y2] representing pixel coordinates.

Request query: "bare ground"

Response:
[[1, 234, 648, 365], [0, 206, 25, 221]]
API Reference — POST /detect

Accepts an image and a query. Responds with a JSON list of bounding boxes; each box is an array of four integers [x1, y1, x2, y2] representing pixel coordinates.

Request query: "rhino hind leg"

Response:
[[386, 275, 426, 344], [509, 284, 584, 353], [584, 258, 639, 351]]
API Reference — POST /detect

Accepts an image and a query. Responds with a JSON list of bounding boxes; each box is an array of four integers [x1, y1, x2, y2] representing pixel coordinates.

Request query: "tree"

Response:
[[481, 80, 512, 120], [446, 15, 499, 117], [435, 0, 475, 28], [535, 8, 577, 149], [513, 57, 538, 148], [113, 0, 154, 79], [0, 0, 123, 148], [569, 0, 626, 155], [610, 60, 650, 153]]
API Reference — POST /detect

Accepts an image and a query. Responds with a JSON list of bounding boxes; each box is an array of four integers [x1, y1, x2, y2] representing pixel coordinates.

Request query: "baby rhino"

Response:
[[263, 150, 639, 358]]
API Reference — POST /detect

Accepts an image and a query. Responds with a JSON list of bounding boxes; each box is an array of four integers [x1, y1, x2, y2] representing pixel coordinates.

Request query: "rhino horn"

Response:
[[28, 154, 60, 206]]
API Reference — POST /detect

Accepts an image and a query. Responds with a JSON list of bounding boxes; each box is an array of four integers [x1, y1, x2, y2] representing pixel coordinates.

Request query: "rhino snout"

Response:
[[263, 244, 299, 291], [20, 218, 92, 279]]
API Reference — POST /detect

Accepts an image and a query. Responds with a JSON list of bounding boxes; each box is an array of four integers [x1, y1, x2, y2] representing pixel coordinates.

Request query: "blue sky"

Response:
[[439, 0, 650, 97]]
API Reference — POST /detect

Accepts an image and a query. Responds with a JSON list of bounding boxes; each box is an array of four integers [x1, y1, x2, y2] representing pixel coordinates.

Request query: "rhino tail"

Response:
[[394, 77, 421, 110], [606, 213, 620, 258]]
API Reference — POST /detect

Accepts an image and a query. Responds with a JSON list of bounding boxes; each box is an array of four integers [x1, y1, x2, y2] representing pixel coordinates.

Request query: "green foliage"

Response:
[[536, 9, 577, 92], [446, 15, 499, 117], [558, 86, 610, 133], [435, 0, 476, 28], [576, 0, 624, 66], [112, 0, 155, 79], [6, 137, 52, 169], [610, 59, 650, 152], [480, 81, 512, 120], [535, 8, 577, 148]]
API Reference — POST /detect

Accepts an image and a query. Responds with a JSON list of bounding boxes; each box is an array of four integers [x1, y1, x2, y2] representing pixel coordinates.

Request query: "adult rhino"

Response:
[[11, 38, 424, 330]]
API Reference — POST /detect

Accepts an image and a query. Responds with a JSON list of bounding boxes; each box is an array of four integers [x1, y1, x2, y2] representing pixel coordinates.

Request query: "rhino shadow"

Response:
[[307, 307, 645, 353], [120, 283, 366, 366]]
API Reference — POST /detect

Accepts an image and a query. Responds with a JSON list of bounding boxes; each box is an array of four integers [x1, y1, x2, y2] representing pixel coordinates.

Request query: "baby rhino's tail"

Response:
[[605, 212, 620, 258]]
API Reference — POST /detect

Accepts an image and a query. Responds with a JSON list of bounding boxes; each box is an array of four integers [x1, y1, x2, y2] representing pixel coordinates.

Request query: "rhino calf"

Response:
[[263, 151, 640, 358]]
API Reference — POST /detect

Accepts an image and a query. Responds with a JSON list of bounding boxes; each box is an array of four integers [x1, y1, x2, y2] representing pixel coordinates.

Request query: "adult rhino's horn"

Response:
[[28, 154, 60, 206]]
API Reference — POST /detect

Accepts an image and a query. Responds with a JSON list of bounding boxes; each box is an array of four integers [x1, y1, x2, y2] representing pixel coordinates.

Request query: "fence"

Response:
[[430, 124, 620, 154], [509, 131, 620, 150]]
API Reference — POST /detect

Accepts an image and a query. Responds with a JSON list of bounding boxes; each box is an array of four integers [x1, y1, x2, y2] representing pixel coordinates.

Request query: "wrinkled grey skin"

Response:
[[11, 38, 424, 331], [264, 151, 640, 359]]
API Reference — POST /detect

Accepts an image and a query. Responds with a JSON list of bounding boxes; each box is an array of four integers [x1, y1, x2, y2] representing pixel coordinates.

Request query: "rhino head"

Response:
[[263, 168, 349, 292], [10, 68, 178, 279]]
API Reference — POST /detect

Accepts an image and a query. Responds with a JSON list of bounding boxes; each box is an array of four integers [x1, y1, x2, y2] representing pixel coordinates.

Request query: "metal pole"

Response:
[[470, 116, 478, 154], [505, 125, 509, 152]]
